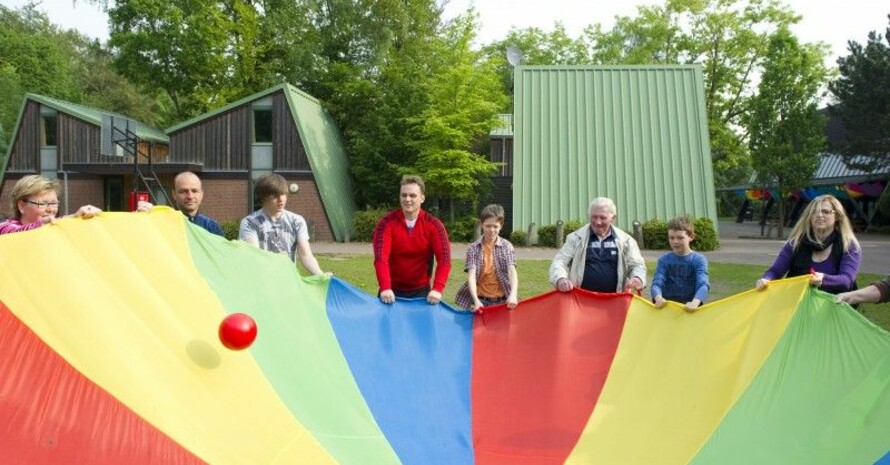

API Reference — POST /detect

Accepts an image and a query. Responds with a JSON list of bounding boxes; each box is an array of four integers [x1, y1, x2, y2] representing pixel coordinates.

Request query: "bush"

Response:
[[510, 229, 528, 246], [642, 219, 669, 250], [640, 217, 719, 252], [564, 220, 584, 233], [692, 217, 719, 251], [537, 224, 557, 247], [220, 220, 240, 241], [444, 215, 478, 242], [353, 208, 387, 242], [536, 220, 584, 247]]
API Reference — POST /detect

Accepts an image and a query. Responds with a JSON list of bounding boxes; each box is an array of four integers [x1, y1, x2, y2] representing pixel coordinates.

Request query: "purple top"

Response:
[[762, 241, 861, 293], [0, 219, 43, 235]]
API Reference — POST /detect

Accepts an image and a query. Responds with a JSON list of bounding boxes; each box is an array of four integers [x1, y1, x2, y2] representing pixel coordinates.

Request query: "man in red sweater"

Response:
[[373, 175, 452, 305]]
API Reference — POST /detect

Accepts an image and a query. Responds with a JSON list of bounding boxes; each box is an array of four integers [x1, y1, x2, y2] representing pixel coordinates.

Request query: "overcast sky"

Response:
[[3, 0, 889, 67]]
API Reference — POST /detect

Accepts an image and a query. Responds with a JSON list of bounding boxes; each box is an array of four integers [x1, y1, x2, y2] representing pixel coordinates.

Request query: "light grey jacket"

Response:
[[548, 224, 647, 291]]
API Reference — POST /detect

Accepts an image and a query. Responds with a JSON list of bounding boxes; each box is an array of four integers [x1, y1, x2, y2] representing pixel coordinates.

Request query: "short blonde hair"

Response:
[[9, 175, 59, 220], [400, 175, 425, 194]]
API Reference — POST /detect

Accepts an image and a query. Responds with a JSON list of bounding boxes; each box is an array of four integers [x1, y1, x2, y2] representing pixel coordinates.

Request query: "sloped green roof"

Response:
[[490, 114, 513, 137], [512, 65, 717, 233], [1, 93, 168, 182], [166, 84, 357, 242], [282, 85, 357, 242]]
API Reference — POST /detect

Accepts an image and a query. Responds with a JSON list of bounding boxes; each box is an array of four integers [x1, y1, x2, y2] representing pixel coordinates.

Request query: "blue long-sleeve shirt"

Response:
[[650, 251, 710, 304]]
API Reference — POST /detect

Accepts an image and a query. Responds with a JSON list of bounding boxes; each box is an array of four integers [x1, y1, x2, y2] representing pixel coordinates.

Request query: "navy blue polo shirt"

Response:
[[580, 229, 619, 292]]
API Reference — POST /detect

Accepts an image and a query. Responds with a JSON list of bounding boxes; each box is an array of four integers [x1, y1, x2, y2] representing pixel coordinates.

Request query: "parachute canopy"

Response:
[[1, 210, 888, 464]]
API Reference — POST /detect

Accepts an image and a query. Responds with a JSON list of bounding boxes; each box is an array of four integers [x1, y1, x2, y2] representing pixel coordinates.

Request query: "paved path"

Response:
[[313, 221, 890, 275]]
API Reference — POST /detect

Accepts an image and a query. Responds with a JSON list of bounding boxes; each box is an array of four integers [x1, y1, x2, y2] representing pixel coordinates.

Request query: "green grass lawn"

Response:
[[315, 254, 890, 331]]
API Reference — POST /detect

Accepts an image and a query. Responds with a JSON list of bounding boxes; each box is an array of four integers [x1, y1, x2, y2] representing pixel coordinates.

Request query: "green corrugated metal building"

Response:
[[512, 65, 718, 234]]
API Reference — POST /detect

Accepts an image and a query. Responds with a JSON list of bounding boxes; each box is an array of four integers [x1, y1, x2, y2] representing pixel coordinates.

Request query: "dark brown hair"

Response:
[[667, 215, 695, 236], [254, 173, 289, 201], [480, 204, 505, 225]]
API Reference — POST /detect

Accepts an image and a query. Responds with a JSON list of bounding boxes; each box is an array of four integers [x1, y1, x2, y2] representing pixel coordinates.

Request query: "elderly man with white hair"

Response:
[[549, 197, 646, 294]]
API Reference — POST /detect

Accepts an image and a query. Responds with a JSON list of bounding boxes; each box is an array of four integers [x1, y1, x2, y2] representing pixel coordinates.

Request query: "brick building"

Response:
[[1, 84, 356, 241], [0, 94, 172, 216]]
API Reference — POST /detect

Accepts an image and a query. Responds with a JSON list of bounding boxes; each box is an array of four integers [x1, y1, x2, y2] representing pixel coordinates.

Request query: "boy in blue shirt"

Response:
[[650, 216, 710, 311]]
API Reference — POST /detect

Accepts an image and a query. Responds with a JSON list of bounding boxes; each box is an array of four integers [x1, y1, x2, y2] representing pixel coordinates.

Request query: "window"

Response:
[[42, 115, 58, 147], [253, 109, 273, 143]]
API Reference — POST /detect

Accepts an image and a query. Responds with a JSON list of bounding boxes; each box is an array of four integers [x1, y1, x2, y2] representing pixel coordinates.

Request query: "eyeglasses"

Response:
[[25, 200, 60, 209], [817, 208, 835, 215]]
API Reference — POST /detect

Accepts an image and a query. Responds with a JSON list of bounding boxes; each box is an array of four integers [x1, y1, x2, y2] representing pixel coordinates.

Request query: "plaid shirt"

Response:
[[455, 237, 516, 309]]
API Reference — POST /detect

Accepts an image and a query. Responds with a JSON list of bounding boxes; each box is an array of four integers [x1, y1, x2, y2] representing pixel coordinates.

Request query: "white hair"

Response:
[[588, 197, 617, 216]]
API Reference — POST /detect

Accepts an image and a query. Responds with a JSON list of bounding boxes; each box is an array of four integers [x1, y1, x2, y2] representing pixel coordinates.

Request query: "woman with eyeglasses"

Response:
[[0, 175, 101, 235], [755, 194, 861, 294]]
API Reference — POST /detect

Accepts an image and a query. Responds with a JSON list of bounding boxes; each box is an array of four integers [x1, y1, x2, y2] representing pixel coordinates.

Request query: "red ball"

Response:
[[218, 313, 258, 351]]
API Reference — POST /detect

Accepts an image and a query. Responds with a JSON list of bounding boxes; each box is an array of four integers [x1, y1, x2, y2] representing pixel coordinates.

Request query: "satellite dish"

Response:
[[506, 45, 523, 67]]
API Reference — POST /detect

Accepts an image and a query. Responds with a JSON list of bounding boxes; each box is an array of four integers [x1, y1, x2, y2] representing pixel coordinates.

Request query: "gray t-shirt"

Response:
[[239, 210, 309, 262]]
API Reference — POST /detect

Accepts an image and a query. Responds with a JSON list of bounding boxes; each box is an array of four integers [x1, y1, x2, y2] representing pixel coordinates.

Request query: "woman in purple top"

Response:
[[755, 194, 860, 294], [0, 175, 101, 235]]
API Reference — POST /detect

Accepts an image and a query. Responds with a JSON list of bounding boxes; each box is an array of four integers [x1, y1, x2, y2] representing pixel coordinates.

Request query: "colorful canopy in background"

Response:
[[740, 181, 887, 203], [1, 210, 889, 465]]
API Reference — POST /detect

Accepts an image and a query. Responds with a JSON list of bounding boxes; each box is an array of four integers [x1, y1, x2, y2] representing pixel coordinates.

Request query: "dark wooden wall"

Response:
[[168, 90, 311, 172], [273, 93, 310, 172], [6, 103, 150, 171], [6, 101, 39, 171], [59, 114, 137, 164], [489, 137, 513, 177], [168, 107, 251, 170]]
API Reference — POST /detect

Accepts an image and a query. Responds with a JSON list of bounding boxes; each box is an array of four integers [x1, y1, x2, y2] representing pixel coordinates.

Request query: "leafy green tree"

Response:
[[745, 27, 827, 237], [0, 4, 162, 156], [480, 0, 803, 188], [75, 39, 169, 127], [108, 0, 237, 123], [481, 23, 589, 109], [0, 4, 82, 139], [406, 15, 507, 219], [314, 0, 457, 208], [0, 63, 24, 157], [828, 15, 890, 172], [584, 0, 802, 188]]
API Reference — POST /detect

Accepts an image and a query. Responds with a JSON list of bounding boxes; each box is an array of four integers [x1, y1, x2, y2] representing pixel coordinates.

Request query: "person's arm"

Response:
[[429, 218, 452, 295], [550, 232, 578, 291], [466, 267, 483, 311], [0, 220, 43, 235], [506, 262, 519, 309], [837, 284, 883, 305], [67, 205, 101, 219], [372, 217, 394, 302], [296, 238, 325, 276], [692, 254, 710, 303], [208, 219, 225, 237], [239, 217, 259, 247], [623, 236, 646, 291], [756, 242, 794, 290], [819, 242, 861, 292], [650, 256, 666, 306], [874, 277, 890, 303]]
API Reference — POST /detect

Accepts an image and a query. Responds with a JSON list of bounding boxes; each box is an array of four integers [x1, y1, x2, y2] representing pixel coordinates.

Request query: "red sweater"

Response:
[[373, 209, 451, 293]]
